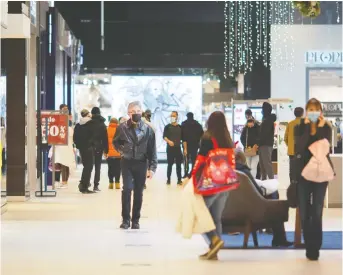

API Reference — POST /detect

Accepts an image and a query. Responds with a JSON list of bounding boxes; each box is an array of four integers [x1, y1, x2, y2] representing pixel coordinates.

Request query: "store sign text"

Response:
[[305, 51, 343, 66]]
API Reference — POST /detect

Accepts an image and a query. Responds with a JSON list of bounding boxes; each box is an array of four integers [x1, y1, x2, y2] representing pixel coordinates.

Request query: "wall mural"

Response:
[[74, 75, 203, 153]]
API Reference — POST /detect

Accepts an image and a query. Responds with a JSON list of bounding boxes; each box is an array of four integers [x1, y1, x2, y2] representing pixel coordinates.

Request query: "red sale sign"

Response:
[[40, 111, 69, 145]]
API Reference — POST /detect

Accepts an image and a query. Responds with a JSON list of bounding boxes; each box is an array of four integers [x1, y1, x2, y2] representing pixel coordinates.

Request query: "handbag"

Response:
[[244, 128, 257, 157], [192, 138, 239, 196]]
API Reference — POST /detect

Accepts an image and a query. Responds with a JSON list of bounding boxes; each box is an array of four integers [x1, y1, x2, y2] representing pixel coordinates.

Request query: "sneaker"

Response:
[[115, 182, 121, 189], [166, 180, 171, 185], [81, 189, 95, 194], [109, 183, 114, 189], [120, 221, 130, 230], [131, 222, 140, 230], [93, 187, 101, 192], [199, 252, 218, 261]]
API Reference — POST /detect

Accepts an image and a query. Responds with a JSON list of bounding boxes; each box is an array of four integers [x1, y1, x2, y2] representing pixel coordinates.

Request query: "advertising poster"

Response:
[[75, 75, 202, 155], [233, 104, 247, 148]]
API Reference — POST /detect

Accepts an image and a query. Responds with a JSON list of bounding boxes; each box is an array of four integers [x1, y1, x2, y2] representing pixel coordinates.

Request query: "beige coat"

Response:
[[176, 180, 216, 239]]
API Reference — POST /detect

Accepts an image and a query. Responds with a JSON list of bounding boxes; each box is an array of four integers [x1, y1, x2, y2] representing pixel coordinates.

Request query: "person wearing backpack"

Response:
[[294, 98, 332, 261], [188, 111, 236, 261]]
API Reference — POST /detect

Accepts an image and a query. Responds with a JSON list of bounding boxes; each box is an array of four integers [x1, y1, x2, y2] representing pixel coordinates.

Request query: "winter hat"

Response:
[[81, 109, 90, 117], [91, 107, 101, 115], [262, 102, 272, 116]]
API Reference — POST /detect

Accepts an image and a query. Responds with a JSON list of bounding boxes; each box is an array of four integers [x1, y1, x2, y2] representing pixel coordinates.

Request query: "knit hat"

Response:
[[91, 107, 101, 115], [81, 109, 90, 117]]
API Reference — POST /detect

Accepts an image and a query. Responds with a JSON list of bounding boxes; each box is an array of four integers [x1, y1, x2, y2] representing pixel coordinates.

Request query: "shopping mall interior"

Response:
[[0, 1, 342, 275]]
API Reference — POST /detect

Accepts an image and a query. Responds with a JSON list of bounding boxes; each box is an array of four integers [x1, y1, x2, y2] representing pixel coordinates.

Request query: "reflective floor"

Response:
[[1, 164, 342, 275]]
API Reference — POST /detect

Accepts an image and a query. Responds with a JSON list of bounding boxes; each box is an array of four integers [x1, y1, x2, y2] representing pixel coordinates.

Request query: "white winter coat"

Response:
[[48, 126, 76, 173], [176, 180, 216, 239]]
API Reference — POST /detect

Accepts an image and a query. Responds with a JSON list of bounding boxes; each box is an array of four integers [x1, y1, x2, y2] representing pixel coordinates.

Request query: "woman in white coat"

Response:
[[50, 118, 76, 188]]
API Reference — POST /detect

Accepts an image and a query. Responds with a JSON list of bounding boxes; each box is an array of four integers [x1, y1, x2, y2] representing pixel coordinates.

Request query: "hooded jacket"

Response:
[[73, 117, 94, 150], [91, 114, 109, 153], [240, 121, 260, 149], [259, 102, 277, 147]]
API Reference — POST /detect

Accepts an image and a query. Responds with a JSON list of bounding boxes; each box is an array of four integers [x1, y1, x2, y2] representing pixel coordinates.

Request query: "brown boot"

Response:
[[205, 236, 224, 260], [115, 182, 120, 189], [109, 183, 114, 189]]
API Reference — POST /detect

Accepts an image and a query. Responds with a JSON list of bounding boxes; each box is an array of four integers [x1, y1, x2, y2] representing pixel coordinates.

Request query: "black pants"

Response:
[[167, 146, 182, 181], [184, 145, 198, 177], [298, 180, 328, 253], [93, 149, 103, 188], [79, 148, 94, 191], [121, 159, 147, 223], [107, 158, 121, 183], [289, 155, 296, 184], [2, 148, 6, 175]]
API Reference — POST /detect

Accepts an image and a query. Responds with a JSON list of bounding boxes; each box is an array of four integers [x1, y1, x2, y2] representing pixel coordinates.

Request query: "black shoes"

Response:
[[166, 180, 171, 185], [131, 222, 140, 230], [79, 183, 95, 194], [272, 240, 294, 247], [120, 221, 130, 230], [306, 249, 320, 261], [93, 187, 101, 192], [177, 180, 183, 185]]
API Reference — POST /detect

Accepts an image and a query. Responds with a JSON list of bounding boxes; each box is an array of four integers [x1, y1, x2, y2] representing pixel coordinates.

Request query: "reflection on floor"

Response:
[[1, 164, 342, 275]]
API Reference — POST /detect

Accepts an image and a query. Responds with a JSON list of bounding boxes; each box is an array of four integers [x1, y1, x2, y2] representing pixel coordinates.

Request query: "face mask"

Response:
[[171, 117, 177, 123], [131, 114, 141, 123], [307, 111, 321, 123]]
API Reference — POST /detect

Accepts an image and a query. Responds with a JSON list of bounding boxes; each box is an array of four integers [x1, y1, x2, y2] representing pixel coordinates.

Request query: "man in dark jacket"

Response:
[[113, 101, 157, 230], [73, 109, 95, 194], [181, 112, 204, 178], [90, 107, 108, 192], [259, 102, 277, 180]]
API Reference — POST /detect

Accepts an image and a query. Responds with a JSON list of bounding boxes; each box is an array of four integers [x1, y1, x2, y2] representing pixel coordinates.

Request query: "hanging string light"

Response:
[[248, 1, 253, 71], [229, 1, 235, 76], [224, 1, 229, 78], [255, 1, 260, 59], [262, 1, 268, 67], [337, 1, 340, 23]]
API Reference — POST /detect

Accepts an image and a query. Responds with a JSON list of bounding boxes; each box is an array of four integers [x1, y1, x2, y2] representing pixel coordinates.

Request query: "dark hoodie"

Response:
[[259, 102, 276, 147], [91, 114, 109, 153]]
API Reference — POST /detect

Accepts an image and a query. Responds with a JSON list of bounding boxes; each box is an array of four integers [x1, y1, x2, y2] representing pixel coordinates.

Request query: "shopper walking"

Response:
[[240, 117, 260, 178], [181, 112, 203, 178], [73, 109, 95, 194], [107, 118, 121, 190], [113, 101, 157, 230], [295, 98, 332, 261], [163, 111, 183, 185], [258, 102, 276, 180], [90, 107, 108, 192], [189, 111, 234, 260], [284, 107, 304, 187]]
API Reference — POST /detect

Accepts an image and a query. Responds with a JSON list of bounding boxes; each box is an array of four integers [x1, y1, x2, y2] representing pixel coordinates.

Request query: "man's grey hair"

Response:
[[128, 101, 142, 111]]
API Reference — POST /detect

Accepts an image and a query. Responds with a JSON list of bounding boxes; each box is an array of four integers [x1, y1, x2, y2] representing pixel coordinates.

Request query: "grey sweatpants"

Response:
[[258, 146, 274, 180]]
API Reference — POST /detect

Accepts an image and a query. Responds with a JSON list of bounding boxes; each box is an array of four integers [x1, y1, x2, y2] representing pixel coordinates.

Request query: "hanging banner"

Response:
[[39, 111, 69, 145]]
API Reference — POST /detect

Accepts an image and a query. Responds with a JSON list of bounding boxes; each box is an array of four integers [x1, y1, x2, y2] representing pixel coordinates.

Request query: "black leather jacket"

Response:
[[113, 119, 157, 172]]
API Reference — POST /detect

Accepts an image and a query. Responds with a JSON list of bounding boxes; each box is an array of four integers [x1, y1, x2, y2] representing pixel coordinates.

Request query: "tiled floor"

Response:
[[1, 164, 342, 275]]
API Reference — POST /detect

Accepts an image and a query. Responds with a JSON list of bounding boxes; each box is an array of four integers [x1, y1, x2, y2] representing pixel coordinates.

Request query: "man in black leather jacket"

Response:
[[113, 101, 157, 230]]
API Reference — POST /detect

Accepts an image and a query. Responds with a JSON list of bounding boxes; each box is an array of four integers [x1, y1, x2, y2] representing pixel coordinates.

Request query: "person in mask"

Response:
[[163, 111, 183, 185], [259, 102, 277, 180], [142, 109, 155, 132], [294, 98, 332, 261], [113, 101, 157, 230]]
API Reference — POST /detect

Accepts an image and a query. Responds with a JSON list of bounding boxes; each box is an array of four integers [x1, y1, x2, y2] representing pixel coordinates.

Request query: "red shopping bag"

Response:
[[192, 138, 239, 196]]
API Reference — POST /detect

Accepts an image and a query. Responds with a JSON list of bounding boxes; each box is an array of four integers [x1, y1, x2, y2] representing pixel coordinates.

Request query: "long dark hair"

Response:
[[205, 111, 234, 148]]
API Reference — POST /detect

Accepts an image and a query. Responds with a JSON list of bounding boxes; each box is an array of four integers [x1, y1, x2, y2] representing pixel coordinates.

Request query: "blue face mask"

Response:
[[307, 111, 321, 123]]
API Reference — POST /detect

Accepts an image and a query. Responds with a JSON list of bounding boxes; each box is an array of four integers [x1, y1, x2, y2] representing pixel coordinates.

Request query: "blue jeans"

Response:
[[203, 192, 229, 240], [297, 180, 328, 252]]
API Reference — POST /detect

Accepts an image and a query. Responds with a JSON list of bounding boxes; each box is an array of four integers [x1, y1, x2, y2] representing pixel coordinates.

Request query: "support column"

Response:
[[3, 38, 29, 200], [27, 35, 37, 192], [67, 56, 71, 111]]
